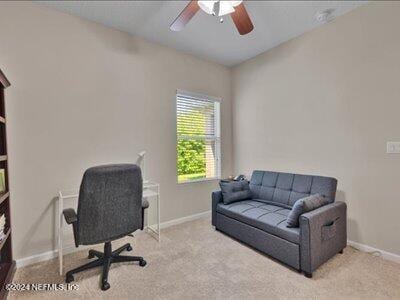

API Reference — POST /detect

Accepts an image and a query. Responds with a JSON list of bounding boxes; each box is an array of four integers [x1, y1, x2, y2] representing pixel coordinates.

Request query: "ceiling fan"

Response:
[[170, 0, 254, 35]]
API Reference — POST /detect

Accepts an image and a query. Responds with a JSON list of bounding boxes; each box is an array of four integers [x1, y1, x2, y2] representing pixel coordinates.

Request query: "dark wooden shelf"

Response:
[[0, 229, 10, 252], [0, 192, 9, 206], [0, 70, 10, 89], [0, 67, 14, 300], [0, 261, 15, 300]]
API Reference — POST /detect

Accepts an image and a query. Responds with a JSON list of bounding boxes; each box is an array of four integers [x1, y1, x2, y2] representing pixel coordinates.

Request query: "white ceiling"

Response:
[[37, 1, 366, 67]]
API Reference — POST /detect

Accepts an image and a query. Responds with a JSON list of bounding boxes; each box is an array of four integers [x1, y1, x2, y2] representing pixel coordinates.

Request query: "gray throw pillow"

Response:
[[219, 180, 252, 204], [286, 194, 327, 228]]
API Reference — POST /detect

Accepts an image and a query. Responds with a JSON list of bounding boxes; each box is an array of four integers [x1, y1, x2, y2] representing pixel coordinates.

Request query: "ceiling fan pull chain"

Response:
[[213, 1, 220, 17], [212, 2, 224, 23]]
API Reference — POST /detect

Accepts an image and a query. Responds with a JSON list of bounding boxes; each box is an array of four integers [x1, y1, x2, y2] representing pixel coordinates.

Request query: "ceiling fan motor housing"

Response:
[[198, 0, 243, 17]]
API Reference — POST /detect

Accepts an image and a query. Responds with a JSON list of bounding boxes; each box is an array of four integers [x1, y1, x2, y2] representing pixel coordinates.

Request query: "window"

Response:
[[176, 90, 221, 183]]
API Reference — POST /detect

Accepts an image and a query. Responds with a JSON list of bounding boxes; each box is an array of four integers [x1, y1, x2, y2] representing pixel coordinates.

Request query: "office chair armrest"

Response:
[[140, 200, 149, 230], [63, 208, 77, 224], [142, 199, 149, 209]]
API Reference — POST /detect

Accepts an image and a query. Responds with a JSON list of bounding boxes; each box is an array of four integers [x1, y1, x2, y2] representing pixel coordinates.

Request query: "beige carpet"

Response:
[[9, 216, 400, 299]]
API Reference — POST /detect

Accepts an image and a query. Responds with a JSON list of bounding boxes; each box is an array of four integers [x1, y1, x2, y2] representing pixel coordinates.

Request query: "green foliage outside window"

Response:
[[177, 110, 207, 182]]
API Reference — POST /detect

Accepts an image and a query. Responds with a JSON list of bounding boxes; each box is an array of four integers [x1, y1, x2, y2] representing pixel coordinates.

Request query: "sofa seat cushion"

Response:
[[216, 200, 300, 244]]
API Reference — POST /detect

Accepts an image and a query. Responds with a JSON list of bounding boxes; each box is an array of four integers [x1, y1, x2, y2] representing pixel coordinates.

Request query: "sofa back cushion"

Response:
[[249, 170, 337, 208]]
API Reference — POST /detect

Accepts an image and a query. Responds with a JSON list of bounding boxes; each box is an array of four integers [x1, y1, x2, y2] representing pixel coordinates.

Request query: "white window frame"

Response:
[[176, 89, 221, 184]]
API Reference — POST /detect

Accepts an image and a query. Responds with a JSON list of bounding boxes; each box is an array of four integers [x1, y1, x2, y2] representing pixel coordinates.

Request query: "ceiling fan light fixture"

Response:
[[198, 0, 217, 15], [218, 1, 235, 16], [198, 0, 243, 16], [230, 0, 243, 7]]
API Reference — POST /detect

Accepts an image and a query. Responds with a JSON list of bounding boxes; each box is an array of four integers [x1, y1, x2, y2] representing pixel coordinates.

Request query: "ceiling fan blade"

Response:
[[170, 1, 200, 32], [230, 3, 254, 35]]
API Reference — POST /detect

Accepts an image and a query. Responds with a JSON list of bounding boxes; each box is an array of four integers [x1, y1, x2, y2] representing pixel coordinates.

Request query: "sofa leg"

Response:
[[339, 249, 343, 254], [304, 272, 312, 278]]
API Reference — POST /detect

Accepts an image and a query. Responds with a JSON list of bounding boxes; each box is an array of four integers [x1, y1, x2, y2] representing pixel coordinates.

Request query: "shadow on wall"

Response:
[[52, 196, 58, 250], [20, 198, 55, 258], [67, 1, 178, 55], [70, 0, 174, 56], [246, 37, 301, 68], [336, 189, 361, 244], [74, 17, 141, 54], [336, 189, 346, 203]]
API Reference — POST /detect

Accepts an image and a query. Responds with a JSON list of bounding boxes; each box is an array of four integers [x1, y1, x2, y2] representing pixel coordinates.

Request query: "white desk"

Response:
[[57, 181, 160, 275]]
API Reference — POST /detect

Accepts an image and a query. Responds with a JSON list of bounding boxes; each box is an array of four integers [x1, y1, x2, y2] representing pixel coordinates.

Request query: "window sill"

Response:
[[177, 177, 221, 185]]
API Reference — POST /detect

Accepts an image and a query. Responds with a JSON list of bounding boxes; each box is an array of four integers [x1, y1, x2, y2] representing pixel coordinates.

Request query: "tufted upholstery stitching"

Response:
[[227, 200, 264, 209], [290, 174, 295, 191], [241, 207, 256, 214], [242, 201, 264, 208], [250, 171, 337, 207], [276, 219, 287, 226], [222, 202, 290, 217], [255, 211, 273, 220], [274, 209, 290, 217], [216, 201, 300, 244], [258, 204, 281, 211]]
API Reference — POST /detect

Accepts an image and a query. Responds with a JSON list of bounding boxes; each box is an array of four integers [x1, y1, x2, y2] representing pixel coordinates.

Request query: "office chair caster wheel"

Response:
[[88, 253, 95, 259], [66, 274, 74, 283], [126, 244, 133, 251], [139, 259, 147, 267], [101, 281, 110, 291]]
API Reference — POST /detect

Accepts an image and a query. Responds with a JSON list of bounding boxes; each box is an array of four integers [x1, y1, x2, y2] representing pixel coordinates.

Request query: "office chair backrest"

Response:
[[77, 164, 143, 245]]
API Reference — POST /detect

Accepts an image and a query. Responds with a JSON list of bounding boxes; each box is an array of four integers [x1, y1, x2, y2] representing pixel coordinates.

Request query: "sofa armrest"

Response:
[[299, 201, 347, 274], [212, 190, 223, 226]]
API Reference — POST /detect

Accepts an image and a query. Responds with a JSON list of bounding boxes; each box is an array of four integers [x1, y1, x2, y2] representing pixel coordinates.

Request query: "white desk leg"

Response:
[[58, 193, 63, 276], [157, 185, 160, 242], [145, 198, 149, 232]]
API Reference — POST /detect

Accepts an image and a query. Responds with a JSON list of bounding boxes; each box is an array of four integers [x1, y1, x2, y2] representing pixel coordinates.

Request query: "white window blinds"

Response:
[[176, 91, 221, 183]]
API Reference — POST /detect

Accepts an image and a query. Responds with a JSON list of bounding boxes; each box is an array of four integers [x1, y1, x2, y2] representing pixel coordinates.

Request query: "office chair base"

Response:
[[65, 242, 146, 291]]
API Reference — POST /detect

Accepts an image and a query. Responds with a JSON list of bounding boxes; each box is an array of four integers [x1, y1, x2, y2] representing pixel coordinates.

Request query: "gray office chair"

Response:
[[63, 164, 149, 291]]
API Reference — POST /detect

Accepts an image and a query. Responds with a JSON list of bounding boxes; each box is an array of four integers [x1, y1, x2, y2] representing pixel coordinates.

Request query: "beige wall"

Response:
[[0, 2, 233, 260], [232, 2, 400, 255]]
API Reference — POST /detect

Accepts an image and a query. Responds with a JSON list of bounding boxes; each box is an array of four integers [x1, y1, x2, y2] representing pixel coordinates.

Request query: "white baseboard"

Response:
[[159, 210, 210, 229], [16, 244, 93, 268], [16, 210, 211, 268], [16, 249, 57, 268], [347, 240, 400, 264]]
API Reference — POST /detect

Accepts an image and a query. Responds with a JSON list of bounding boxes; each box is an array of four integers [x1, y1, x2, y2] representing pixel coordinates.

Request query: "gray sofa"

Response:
[[212, 170, 347, 278]]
